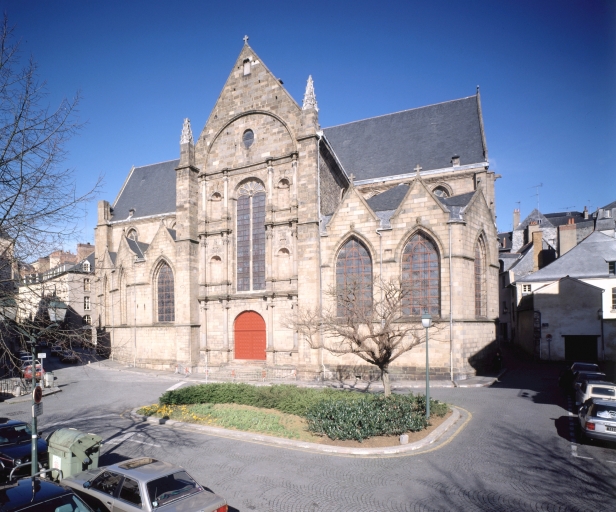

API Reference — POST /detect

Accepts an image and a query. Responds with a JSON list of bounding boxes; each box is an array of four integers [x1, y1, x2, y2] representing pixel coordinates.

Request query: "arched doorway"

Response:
[[234, 311, 266, 360]]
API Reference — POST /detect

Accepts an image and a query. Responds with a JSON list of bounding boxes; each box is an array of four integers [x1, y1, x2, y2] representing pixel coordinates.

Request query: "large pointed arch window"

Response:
[[402, 232, 440, 316], [475, 239, 486, 317], [157, 262, 175, 322], [336, 238, 373, 317], [237, 180, 266, 291]]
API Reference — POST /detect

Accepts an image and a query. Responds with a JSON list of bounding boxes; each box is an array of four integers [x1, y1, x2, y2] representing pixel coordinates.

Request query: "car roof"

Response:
[[586, 381, 616, 386], [575, 371, 606, 377], [0, 478, 75, 512], [0, 419, 27, 427], [589, 398, 616, 406], [107, 458, 181, 481]]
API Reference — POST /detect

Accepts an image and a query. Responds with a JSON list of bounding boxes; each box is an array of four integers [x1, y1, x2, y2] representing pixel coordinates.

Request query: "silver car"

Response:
[[578, 398, 616, 443], [61, 457, 227, 512]]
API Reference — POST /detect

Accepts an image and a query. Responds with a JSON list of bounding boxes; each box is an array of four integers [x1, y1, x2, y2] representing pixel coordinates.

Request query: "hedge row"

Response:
[[159, 383, 448, 442]]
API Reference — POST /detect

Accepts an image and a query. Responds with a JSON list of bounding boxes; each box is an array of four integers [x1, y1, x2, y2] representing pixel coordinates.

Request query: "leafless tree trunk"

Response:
[[291, 277, 444, 396]]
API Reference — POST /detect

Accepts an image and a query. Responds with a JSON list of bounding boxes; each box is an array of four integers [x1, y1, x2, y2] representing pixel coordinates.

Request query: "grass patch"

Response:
[[137, 403, 320, 441]]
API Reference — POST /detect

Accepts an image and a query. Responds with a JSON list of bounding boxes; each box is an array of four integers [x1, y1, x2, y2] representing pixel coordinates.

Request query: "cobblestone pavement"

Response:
[[1, 349, 614, 511]]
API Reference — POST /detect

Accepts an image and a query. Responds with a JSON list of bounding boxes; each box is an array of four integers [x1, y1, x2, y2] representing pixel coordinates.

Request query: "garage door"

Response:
[[234, 311, 266, 360], [564, 335, 598, 362]]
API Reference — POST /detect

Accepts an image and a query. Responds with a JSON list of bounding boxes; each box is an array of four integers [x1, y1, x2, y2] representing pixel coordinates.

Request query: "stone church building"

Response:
[[94, 42, 499, 380]]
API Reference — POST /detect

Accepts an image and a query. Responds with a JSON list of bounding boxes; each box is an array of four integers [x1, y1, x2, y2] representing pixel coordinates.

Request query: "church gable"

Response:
[[196, 43, 304, 170], [325, 186, 379, 237], [145, 223, 177, 260], [388, 177, 449, 229]]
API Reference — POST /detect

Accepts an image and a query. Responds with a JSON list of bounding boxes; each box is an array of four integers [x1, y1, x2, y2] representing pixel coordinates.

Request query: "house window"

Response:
[[612, 287, 616, 311], [236, 180, 266, 291], [243, 58, 251, 76], [402, 232, 440, 316], [432, 186, 449, 198], [83, 261, 91, 272], [475, 240, 486, 317], [609, 261, 615, 276], [336, 238, 373, 317], [84, 278, 91, 292], [157, 263, 175, 322], [84, 296, 91, 310], [83, 315, 91, 325], [523, 284, 532, 293], [242, 129, 255, 149]]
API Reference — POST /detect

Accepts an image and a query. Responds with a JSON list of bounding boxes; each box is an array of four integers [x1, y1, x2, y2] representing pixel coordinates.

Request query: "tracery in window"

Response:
[[237, 181, 266, 291], [126, 229, 138, 241], [157, 262, 175, 322], [336, 238, 373, 317], [475, 239, 486, 317], [402, 232, 440, 316]]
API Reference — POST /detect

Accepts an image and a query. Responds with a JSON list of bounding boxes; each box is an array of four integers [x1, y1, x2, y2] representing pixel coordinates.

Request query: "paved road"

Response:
[[1, 350, 615, 511]]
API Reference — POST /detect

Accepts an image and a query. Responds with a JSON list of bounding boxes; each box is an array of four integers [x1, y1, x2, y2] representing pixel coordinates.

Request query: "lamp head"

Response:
[[421, 313, 432, 329]]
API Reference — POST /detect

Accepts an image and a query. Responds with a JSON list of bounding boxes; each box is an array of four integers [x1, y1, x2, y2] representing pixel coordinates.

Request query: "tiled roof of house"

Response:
[[323, 96, 486, 182], [518, 231, 616, 282]]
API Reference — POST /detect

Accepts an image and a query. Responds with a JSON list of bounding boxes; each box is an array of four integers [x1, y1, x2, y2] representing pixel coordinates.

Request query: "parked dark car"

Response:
[[578, 398, 616, 444], [572, 371, 608, 393], [0, 477, 93, 511], [559, 362, 600, 389], [50, 345, 63, 357], [0, 420, 48, 483]]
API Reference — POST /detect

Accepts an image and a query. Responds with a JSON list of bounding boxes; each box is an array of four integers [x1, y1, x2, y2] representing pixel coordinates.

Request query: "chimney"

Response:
[[532, 230, 543, 272], [527, 221, 541, 244], [451, 155, 460, 167], [558, 218, 576, 256], [583, 206, 588, 220], [513, 208, 520, 229], [77, 243, 94, 262]]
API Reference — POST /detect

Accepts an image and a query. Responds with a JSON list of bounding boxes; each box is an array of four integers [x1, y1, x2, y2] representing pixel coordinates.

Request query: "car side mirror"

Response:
[[152, 501, 158, 508], [83, 482, 91, 489]]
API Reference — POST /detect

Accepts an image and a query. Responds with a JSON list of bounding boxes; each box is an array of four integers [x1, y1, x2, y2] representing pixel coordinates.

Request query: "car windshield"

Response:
[[20, 493, 93, 512], [147, 471, 201, 507], [591, 387, 616, 397], [576, 372, 605, 381], [0, 423, 32, 445], [572, 363, 599, 372], [593, 404, 616, 419]]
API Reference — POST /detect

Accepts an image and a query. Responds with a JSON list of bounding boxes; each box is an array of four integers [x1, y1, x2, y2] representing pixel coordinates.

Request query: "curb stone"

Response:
[[1, 387, 62, 404], [129, 406, 464, 457]]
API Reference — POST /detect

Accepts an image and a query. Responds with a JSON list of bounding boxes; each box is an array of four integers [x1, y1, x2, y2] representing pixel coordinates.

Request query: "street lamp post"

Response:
[[422, 313, 432, 421]]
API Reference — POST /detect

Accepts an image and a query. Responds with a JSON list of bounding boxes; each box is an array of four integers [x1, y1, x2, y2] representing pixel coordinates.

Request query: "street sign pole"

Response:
[[30, 336, 38, 477]]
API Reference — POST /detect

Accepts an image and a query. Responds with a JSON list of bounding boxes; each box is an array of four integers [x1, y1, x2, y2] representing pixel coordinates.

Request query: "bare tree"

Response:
[[0, 15, 102, 379], [291, 277, 444, 396]]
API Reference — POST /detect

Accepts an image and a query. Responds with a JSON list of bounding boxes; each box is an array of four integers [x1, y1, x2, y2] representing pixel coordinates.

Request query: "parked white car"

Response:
[[576, 380, 616, 406], [578, 398, 616, 443]]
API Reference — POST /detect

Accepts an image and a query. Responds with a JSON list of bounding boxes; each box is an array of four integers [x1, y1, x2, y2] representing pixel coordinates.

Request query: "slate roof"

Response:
[[126, 239, 150, 259], [518, 231, 616, 282], [323, 96, 486, 182], [366, 184, 409, 211], [112, 159, 179, 221], [498, 231, 513, 251]]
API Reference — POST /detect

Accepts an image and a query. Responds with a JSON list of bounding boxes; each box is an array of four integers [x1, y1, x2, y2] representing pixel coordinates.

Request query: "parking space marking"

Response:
[[166, 381, 186, 392]]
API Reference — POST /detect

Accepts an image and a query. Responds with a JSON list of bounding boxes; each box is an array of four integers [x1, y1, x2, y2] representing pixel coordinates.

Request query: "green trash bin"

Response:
[[47, 428, 102, 480]]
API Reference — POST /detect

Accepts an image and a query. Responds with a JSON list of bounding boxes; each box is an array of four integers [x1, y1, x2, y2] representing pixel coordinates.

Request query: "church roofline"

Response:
[[354, 161, 488, 186], [324, 95, 478, 131]]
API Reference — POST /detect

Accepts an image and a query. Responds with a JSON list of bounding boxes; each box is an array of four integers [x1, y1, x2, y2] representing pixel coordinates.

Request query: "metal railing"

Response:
[[0, 377, 28, 398]]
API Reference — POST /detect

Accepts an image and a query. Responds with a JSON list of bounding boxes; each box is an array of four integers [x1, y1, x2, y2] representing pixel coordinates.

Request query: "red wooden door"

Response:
[[234, 311, 266, 360]]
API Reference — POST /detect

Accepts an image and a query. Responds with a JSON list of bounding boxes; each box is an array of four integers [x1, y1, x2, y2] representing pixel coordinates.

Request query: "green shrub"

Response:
[[305, 394, 447, 442]]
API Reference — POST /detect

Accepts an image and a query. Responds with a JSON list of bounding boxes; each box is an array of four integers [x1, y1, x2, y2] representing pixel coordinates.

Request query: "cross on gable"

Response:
[[348, 173, 355, 185], [243, 35, 249, 44], [414, 164, 422, 174]]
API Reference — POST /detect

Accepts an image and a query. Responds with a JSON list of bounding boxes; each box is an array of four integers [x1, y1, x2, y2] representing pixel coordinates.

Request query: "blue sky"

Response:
[[5, 0, 615, 244]]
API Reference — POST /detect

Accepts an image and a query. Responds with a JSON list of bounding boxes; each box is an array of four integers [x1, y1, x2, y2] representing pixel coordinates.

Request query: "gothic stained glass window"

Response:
[[402, 232, 440, 316], [237, 181, 266, 292], [157, 263, 175, 322], [336, 238, 373, 317], [475, 241, 486, 317]]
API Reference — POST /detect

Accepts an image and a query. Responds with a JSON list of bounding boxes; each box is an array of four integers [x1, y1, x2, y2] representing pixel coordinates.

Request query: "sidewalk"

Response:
[[87, 358, 505, 391]]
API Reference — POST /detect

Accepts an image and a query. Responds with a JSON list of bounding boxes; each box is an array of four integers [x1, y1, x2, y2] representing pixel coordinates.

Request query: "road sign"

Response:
[[33, 385, 42, 404], [33, 402, 43, 417], [38, 353, 46, 359]]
